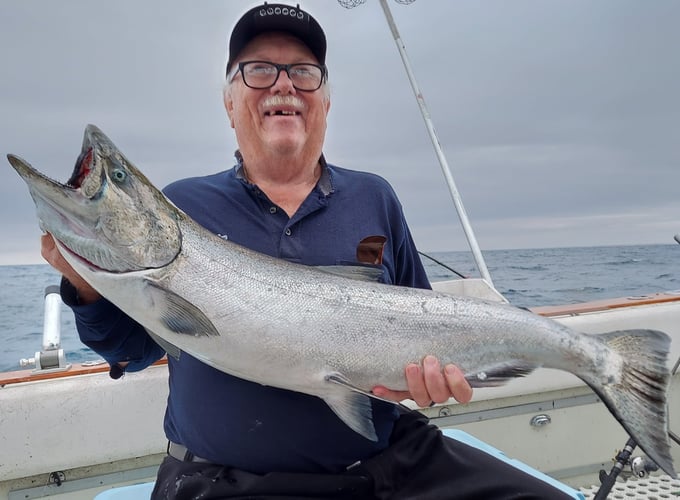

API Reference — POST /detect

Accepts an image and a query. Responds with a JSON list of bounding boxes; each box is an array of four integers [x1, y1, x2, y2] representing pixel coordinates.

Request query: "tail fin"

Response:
[[591, 329, 676, 478]]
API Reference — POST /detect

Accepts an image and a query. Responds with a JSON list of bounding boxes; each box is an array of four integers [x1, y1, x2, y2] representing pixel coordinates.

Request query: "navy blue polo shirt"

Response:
[[72, 155, 431, 474]]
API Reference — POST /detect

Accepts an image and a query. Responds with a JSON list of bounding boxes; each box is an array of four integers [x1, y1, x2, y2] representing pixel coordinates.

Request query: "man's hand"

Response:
[[372, 355, 472, 406], [41, 233, 102, 304]]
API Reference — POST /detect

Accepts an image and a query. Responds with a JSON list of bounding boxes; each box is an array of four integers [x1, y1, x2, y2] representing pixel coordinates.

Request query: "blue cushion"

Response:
[[94, 481, 155, 500], [442, 428, 585, 499]]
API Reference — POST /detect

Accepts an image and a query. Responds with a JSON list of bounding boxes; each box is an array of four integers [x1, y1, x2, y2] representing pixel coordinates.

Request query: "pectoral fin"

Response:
[[145, 280, 219, 337]]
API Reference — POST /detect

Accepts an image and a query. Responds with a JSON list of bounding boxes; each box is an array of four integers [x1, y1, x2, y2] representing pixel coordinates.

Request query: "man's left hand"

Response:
[[372, 355, 472, 406]]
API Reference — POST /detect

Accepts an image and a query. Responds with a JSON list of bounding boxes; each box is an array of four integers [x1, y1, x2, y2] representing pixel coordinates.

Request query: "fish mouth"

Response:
[[8, 124, 107, 198], [7, 142, 108, 271], [9, 124, 182, 273], [8, 125, 135, 272], [66, 147, 94, 190]]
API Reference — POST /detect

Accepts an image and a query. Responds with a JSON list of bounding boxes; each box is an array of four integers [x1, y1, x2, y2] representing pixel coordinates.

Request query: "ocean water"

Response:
[[422, 243, 679, 307], [1, 244, 678, 373]]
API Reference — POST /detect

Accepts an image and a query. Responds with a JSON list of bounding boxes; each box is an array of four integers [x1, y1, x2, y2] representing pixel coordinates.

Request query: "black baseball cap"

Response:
[[227, 3, 327, 74]]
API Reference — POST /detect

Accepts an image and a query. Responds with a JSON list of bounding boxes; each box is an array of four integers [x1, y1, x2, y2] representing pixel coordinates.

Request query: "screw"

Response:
[[49, 471, 65, 486]]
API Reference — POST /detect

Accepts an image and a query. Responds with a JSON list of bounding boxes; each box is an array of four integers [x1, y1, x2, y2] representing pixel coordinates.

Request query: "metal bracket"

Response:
[[19, 285, 72, 374]]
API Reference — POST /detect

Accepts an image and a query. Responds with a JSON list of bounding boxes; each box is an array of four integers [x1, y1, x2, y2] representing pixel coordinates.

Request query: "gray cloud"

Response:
[[1, 0, 679, 265]]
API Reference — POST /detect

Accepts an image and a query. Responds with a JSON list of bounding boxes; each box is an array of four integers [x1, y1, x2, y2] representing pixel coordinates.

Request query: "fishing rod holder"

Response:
[[630, 456, 659, 478], [19, 285, 72, 374]]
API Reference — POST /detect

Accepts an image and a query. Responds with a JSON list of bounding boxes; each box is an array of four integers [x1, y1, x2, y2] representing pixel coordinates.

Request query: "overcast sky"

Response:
[[1, 0, 679, 266]]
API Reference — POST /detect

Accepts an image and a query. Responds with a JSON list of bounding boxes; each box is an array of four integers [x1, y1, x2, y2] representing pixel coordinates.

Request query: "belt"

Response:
[[167, 441, 213, 463]]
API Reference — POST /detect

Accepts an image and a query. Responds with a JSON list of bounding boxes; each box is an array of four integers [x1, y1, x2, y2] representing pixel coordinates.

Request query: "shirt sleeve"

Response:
[[60, 277, 165, 373]]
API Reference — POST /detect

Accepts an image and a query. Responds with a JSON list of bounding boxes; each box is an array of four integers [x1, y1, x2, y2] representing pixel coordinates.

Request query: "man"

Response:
[[42, 3, 574, 498]]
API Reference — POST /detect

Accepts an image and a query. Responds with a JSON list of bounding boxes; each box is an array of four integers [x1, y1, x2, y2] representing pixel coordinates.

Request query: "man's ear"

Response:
[[223, 90, 235, 128]]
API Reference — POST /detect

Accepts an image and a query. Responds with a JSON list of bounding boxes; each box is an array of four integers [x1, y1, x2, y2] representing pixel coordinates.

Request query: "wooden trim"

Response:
[[0, 358, 168, 387], [531, 292, 680, 317]]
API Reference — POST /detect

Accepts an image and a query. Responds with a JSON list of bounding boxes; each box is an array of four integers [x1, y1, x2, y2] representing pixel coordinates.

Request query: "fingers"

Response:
[[443, 363, 473, 404], [403, 357, 437, 407], [372, 356, 473, 407], [407, 356, 470, 406], [40, 233, 57, 263], [41, 233, 72, 276], [39, 233, 102, 304], [371, 385, 410, 402], [420, 356, 451, 404]]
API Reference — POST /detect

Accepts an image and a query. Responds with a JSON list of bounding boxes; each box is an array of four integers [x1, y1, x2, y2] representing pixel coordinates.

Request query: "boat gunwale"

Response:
[[0, 358, 167, 386], [529, 290, 680, 317]]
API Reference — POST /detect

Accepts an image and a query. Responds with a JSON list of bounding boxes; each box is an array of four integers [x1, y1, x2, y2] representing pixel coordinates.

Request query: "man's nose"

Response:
[[270, 68, 296, 93]]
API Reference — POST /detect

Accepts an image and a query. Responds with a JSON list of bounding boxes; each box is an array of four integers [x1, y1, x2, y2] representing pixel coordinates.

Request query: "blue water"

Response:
[[1, 244, 678, 372], [423, 244, 680, 307]]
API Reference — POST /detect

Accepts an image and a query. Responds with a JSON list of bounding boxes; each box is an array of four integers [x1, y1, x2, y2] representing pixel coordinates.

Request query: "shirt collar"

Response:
[[233, 150, 334, 197]]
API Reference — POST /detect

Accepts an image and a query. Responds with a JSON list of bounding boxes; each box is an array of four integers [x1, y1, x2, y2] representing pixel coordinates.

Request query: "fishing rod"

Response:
[[418, 251, 467, 279], [593, 438, 641, 500]]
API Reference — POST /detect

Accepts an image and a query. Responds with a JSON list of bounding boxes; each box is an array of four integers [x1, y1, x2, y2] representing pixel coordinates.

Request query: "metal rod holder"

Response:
[[19, 285, 72, 374]]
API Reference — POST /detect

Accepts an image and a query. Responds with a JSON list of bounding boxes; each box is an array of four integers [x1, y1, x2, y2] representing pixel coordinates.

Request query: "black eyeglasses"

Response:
[[229, 60, 327, 92]]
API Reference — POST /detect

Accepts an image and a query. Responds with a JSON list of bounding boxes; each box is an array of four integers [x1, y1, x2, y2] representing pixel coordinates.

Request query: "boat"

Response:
[[2, 2, 678, 499], [1, 275, 679, 499]]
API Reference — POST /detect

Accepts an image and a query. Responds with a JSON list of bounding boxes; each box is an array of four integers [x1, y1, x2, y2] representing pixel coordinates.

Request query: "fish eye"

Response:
[[111, 168, 127, 183]]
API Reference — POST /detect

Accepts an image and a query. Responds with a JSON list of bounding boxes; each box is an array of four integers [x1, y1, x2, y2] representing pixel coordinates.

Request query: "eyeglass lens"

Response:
[[240, 61, 324, 91]]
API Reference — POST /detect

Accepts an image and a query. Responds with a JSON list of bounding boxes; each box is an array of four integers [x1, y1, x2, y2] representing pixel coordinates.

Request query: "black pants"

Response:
[[151, 409, 575, 499]]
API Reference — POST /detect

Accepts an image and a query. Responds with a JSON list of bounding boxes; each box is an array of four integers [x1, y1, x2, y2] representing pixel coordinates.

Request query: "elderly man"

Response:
[[42, 3, 574, 498]]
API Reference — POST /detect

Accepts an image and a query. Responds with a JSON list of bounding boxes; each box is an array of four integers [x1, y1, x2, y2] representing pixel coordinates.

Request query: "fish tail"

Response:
[[591, 329, 676, 478]]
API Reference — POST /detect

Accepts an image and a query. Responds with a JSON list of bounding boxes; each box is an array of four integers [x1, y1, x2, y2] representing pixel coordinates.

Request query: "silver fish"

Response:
[[7, 125, 676, 477]]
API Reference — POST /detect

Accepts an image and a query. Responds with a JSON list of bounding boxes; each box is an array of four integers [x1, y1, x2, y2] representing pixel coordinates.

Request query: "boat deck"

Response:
[[580, 474, 680, 499]]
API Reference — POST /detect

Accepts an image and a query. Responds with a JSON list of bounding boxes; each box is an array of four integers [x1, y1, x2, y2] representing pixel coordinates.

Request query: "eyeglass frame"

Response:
[[227, 60, 328, 92]]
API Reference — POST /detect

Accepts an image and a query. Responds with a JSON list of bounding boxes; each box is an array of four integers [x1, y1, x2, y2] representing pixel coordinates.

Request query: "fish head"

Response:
[[7, 124, 181, 272]]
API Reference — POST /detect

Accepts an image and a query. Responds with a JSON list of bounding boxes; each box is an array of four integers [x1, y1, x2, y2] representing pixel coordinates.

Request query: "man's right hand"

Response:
[[41, 233, 102, 304]]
